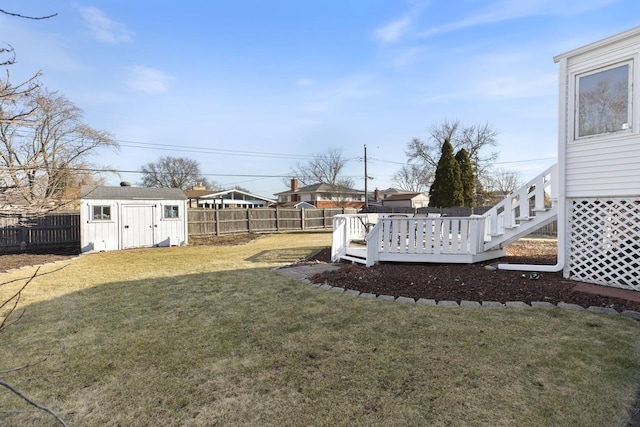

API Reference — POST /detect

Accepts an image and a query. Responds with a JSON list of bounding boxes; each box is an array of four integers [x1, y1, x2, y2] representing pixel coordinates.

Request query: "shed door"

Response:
[[121, 205, 155, 249]]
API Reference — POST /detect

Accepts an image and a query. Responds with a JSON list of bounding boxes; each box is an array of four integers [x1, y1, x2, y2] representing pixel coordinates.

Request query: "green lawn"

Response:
[[1, 231, 639, 426]]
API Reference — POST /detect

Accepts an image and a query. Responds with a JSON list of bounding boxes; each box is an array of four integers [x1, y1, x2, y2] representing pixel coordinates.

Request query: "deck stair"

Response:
[[331, 163, 558, 266]]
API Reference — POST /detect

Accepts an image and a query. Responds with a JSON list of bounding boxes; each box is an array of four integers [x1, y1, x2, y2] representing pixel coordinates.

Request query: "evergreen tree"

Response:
[[429, 139, 463, 208], [455, 148, 475, 208]]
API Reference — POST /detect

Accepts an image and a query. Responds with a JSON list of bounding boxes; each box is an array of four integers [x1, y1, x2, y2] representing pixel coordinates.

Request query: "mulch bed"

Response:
[[307, 240, 640, 313]]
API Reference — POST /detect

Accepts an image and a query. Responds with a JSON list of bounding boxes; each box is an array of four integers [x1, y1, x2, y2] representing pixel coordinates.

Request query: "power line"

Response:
[[116, 139, 317, 160], [4, 130, 318, 161]]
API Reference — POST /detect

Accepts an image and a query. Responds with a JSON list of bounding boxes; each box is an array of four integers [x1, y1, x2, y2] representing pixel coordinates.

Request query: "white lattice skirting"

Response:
[[568, 198, 640, 291]]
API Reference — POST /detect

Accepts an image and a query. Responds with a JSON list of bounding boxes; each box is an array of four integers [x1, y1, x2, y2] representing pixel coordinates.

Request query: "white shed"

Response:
[[554, 26, 640, 290], [80, 185, 188, 253]]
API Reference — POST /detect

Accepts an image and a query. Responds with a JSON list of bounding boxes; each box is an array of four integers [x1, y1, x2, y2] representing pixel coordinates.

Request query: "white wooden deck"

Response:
[[332, 164, 558, 266]]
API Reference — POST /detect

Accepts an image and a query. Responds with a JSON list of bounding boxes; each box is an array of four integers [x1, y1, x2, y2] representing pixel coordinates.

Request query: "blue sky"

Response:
[[2, 1, 639, 199]]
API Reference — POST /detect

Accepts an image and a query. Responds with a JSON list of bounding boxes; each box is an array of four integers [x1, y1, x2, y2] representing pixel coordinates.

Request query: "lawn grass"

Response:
[[1, 231, 640, 426]]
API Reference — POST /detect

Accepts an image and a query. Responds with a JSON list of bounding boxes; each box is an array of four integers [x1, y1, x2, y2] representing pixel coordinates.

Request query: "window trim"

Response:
[[90, 205, 112, 222], [162, 204, 181, 220], [573, 59, 634, 141]]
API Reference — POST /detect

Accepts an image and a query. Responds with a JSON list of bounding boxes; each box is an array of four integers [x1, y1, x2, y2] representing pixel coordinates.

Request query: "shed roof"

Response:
[[81, 185, 187, 200]]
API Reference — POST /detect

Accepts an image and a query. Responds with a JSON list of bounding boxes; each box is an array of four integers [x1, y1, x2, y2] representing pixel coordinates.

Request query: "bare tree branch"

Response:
[[406, 119, 499, 190], [0, 265, 68, 426], [0, 268, 40, 331], [288, 147, 354, 188], [0, 381, 68, 426], [0, 9, 57, 20], [392, 163, 431, 192], [140, 156, 213, 189], [0, 358, 47, 375], [0, 88, 118, 212]]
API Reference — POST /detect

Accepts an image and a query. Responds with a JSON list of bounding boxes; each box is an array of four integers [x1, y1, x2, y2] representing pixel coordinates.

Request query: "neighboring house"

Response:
[[381, 192, 430, 209], [277, 201, 316, 209], [184, 188, 276, 209], [80, 183, 188, 253], [275, 179, 365, 209], [375, 187, 415, 202]]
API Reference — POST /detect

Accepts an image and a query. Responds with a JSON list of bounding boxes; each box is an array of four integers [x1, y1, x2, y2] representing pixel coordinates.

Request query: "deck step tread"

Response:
[[340, 255, 367, 265]]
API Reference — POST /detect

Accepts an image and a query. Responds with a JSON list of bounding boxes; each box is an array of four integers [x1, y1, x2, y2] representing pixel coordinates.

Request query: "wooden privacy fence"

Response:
[[0, 212, 80, 251], [187, 207, 358, 235]]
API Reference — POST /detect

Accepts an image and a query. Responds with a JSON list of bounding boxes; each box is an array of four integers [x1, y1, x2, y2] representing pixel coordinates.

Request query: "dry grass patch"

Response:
[[1, 231, 640, 426]]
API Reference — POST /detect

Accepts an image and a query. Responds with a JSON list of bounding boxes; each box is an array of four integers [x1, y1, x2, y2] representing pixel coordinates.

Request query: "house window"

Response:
[[163, 205, 180, 219], [576, 61, 632, 139], [92, 205, 111, 220]]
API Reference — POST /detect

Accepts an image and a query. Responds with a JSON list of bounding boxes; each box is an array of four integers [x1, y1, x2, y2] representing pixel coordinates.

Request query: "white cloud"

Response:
[[295, 78, 314, 86], [126, 66, 172, 94], [417, 0, 618, 38], [373, 16, 413, 43], [372, 0, 430, 44], [301, 74, 376, 114], [79, 7, 133, 44], [472, 73, 557, 99]]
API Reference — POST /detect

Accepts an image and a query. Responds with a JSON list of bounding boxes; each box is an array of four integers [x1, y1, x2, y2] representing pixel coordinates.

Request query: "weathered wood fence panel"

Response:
[[187, 208, 357, 236], [0, 212, 80, 251]]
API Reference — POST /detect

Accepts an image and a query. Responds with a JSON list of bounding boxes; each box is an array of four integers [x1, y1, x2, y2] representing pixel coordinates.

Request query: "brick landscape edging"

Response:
[[305, 279, 640, 321]]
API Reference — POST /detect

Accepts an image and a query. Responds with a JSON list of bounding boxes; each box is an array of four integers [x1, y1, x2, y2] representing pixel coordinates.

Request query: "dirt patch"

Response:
[[188, 233, 259, 246], [0, 248, 80, 273], [308, 240, 640, 313]]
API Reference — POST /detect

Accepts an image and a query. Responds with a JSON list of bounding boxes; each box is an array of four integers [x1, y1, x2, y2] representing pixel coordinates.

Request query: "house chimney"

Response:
[[291, 178, 298, 202], [120, 181, 131, 187], [374, 188, 380, 202]]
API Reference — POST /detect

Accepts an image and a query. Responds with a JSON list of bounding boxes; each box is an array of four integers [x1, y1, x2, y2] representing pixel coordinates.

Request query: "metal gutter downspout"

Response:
[[496, 212, 565, 273]]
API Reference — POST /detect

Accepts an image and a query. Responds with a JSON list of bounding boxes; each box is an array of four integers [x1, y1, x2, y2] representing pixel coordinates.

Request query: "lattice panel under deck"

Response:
[[568, 198, 640, 291]]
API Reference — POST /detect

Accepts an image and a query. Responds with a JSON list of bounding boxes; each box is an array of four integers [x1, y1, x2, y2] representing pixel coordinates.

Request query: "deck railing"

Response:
[[331, 163, 558, 266], [332, 213, 487, 266], [481, 163, 557, 251], [366, 216, 487, 266]]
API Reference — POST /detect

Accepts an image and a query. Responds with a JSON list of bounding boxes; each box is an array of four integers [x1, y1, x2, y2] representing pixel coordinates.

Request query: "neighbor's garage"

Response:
[[80, 184, 188, 253]]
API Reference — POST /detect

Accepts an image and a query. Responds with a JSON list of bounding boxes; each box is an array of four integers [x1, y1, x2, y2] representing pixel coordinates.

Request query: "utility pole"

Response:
[[364, 144, 368, 211]]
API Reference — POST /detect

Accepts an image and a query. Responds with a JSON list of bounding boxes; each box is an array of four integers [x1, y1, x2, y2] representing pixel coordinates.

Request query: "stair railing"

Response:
[[482, 163, 557, 251]]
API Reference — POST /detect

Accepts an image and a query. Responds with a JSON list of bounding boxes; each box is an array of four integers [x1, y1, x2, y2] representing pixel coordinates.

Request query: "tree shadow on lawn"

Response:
[[2, 265, 640, 427]]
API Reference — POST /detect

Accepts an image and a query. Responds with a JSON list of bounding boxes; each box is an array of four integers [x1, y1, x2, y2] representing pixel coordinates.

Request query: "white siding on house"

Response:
[[557, 27, 640, 198], [565, 135, 640, 197], [555, 26, 640, 289]]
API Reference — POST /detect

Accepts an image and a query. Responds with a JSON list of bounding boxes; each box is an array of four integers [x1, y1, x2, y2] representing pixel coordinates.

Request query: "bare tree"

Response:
[[287, 147, 354, 189], [488, 168, 521, 196], [140, 156, 213, 190], [0, 9, 68, 426], [392, 163, 431, 192], [0, 88, 117, 212], [406, 119, 499, 187]]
